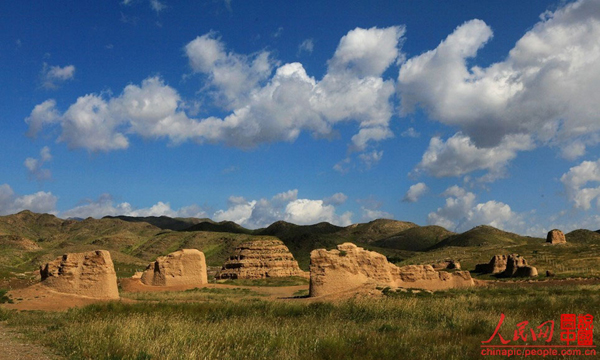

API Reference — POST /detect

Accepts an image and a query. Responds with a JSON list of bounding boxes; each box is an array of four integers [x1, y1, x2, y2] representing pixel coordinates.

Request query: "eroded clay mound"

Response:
[[475, 254, 538, 278], [216, 239, 308, 279], [309, 243, 474, 297], [40, 250, 119, 299], [502, 254, 538, 278], [141, 249, 208, 287], [431, 260, 461, 270], [546, 229, 566, 244], [475, 255, 508, 274]]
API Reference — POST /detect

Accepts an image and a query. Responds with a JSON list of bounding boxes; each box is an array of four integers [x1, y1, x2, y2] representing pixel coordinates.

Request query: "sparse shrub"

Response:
[[0, 289, 13, 304]]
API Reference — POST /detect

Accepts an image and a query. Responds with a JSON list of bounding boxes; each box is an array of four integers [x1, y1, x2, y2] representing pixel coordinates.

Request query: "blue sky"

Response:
[[2, 0, 600, 235]]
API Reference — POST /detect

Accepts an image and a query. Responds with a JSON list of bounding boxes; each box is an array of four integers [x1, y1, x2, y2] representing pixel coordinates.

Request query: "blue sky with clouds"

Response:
[[2, 0, 600, 235]]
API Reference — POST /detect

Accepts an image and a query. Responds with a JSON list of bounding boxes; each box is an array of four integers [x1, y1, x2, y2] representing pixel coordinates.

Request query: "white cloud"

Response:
[[427, 186, 476, 230], [461, 201, 520, 233], [401, 127, 419, 138], [427, 185, 521, 232], [323, 192, 348, 206], [60, 94, 129, 151], [184, 26, 403, 157], [361, 207, 394, 221], [272, 189, 298, 204], [398, 0, 600, 159], [0, 184, 58, 216], [24, 146, 52, 181], [25, 100, 60, 137], [298, 39, 314, 55], [25, 77, 203, 151], [285, 199, 352, 226], [28, 27, 403, 167], [61, 193, 207, 219], [329, 26, 405, 77], [358, 150, 384, 169], [41, 63, 75, 89], [415, 132, 534, 181], [403, 182, 428, 203], [150, 0, 165, 13], [560, 158, 600, 210], [212, 190, 353, 228], [355, 195, 394, 221], [185, 32, 276, 108]]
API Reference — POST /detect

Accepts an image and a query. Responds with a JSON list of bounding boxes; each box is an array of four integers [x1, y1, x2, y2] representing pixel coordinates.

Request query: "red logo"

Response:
[[481, 313, 596, 357]]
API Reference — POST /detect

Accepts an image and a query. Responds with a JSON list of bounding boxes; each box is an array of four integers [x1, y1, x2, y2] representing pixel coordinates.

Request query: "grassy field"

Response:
[[213, 276, 310, 287], [1, 283, 598, 359]]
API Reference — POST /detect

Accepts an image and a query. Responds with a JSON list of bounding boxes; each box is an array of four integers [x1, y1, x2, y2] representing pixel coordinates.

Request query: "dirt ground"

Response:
[[121, 277, 309, 300], [3, 283, 136, 311], [0, 322, 62, 360]]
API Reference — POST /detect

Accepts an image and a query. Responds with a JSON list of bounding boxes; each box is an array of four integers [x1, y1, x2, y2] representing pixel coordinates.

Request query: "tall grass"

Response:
[[3, 285, 599, 359]]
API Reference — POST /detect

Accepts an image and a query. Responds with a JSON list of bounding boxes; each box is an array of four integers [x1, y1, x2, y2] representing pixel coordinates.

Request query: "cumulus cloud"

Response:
[[403, 182, 428, 203], [28, 26, 403, 162], [285, 199, 352, 225], [25, 77, 206, 151], [427, 186, 521, 232], [0, 184, 58, 215], [60, 193, 207, 219], [40, 63, 75, 89], [185, 27, 403, 153], [415, 132, 534, 181], [398, 0, 600, 160], [185, 32, 276, 108], [212, 190, 353, 228], [24, 146, 52, 181], [560, 158, 600, 210]]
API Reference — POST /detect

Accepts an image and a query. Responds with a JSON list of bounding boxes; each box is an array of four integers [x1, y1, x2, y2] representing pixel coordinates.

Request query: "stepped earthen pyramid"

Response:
[[216, 239, 308, 279]]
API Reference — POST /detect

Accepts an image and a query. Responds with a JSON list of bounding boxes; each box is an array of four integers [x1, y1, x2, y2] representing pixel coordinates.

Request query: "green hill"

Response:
[[373, 225, 454, 251], [565, 229, 600, 244], [183, 220, 253, 234], [430, 225, 536, 249], [105, 215, 213, 231], [337, 219, 418, 243]]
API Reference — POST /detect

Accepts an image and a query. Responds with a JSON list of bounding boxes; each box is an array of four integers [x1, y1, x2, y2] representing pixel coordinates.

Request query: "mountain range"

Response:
[[1, 210, 599, 279]]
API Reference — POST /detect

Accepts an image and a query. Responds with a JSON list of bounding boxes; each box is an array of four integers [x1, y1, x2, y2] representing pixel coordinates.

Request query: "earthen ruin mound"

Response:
[[40, 250, 119, 299], [216, 239, 308, 279], [546, 229, 566, 244], [474, 255, 508, 274], [475, 254, 538, 278], [431, 260, 461, 270], [309, 243, 474, 297], [140, 249, 208, 287]]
